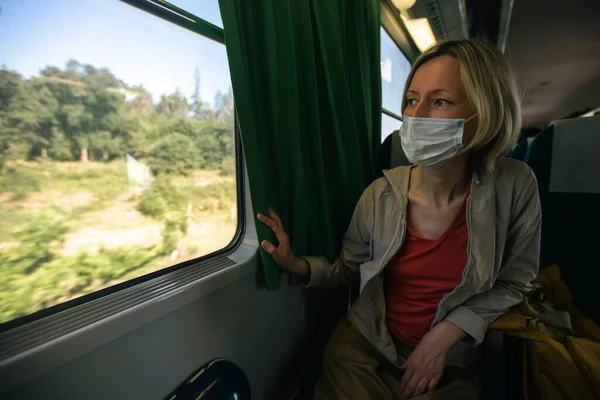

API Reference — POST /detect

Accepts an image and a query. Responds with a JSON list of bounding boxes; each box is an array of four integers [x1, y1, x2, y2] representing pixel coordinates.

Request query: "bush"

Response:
[[0, 245, 161, 323], [49, 132, 74, 161], [61, 246, 160, 289], [204, 182, 235, 210], [186, 181, 235, 212], [49, 161, 128, 198], [6, 207, 69, 275], [4, 141, 32, 162], [147, 133, 200, 176], [0, 166, 41, 200], [137, 191, 169, 219], [219, 156, 236, 176], [161, 211, 188, 254], [137, 178, 185, 219]]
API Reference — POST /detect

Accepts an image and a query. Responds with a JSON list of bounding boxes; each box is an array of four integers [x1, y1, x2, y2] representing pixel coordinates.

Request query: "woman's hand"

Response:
[[399, 321, 466, 399], [257, 208, 309, 277]]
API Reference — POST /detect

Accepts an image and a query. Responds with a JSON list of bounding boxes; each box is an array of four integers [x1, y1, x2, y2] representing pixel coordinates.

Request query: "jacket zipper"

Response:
[[364, 215, 407, 336], [431, 195, 473, 326]]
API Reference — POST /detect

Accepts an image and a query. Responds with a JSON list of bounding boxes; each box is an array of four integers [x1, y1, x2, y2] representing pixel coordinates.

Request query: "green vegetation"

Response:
[[0, 61, 237, 323], [0, 224, 162, 321], [137, 178, 187, 219], [0, 161, 236, 323], [0, 62, 234, 173], [0, 166, 41, 201]]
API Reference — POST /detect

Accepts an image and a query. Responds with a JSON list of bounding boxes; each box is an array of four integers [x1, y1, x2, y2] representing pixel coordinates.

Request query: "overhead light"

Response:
[[400, 14, 436, 52], [392, 0, 417, 12]]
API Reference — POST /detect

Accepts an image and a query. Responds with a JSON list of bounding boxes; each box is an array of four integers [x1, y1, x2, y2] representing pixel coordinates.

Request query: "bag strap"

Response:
[[521, 284, 573, 331]]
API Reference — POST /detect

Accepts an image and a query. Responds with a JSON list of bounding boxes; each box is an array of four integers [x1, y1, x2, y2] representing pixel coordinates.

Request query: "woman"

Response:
[[258, 39, 541, 399]]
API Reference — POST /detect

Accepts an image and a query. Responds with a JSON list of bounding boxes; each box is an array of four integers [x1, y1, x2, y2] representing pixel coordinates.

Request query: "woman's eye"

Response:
[[407, 98, 418, 106], [434, 98, 450, 107]]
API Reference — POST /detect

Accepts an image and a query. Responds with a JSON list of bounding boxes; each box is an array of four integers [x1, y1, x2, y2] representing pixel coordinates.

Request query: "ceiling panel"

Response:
[[505, 0, 600, 126]]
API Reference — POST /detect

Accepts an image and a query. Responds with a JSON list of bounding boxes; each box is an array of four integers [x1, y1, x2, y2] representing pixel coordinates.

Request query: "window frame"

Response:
[[121, 0, 225, 44], [0, 0, 244, 333], [380, 1, 420, 141], [380, 24, 409, 142]]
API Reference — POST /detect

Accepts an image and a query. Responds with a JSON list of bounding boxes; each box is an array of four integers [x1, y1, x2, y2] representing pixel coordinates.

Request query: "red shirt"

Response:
[[384, 189, 470, 347]]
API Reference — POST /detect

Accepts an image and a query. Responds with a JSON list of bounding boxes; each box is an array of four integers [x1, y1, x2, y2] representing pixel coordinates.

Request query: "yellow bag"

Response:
[[489, 265, 600, 400]]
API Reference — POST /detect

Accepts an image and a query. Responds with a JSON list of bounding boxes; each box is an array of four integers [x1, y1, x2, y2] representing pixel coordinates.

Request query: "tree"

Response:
[[89, 131, 123, 160], [0, 68, 41, 166], [191, 68, 211, 120], [57, 103, 91, 161], [40, 66, 62, 78], [125, 116, 160, 159], [148, 132, 200, 175], [0, 69, 24, 168], [212, 87, 234, 125], [222, 87, 234, 124], [157, 89, 189, 118], [48, 129, 73, 161], [124, 85, 154, 117], [5, 207, 70, 275], [26, 78, 60, 158], [213, 90, 224, 117], [64, 59, 83, 81], [1, 61, 234, 168], [37, 61, 125, 161], [0, 68, 23, 113]]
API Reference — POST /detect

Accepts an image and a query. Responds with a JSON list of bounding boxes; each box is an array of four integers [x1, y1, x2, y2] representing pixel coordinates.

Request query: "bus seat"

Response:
[[525, 115, 600, 323], [523, 125, 563, 269], [376, 129, 411, 178], [508, 127, 541, 161], [507, 138, 529, 161]]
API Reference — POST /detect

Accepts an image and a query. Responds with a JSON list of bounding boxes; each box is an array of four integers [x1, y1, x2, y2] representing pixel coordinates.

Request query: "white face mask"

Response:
[[399, 114, 477, 169]]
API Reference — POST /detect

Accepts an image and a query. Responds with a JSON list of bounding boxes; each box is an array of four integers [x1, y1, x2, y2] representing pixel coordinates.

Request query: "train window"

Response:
[[381, 112, 403, 143], [0, 0, 238, 324], [380, 27, 410, 142], [167, 0, 224, 28]]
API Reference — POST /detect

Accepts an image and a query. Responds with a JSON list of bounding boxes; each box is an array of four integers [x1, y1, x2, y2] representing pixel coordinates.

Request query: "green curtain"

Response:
[[219, 0, 381, 290]]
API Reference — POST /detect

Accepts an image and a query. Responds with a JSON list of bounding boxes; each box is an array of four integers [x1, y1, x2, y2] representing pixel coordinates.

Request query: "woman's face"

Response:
[[403, 55, 478, 142]]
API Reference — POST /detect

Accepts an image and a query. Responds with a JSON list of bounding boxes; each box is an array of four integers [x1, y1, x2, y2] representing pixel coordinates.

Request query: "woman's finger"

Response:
[[257, 213, 286, 237], [399, 365, 414, 396], [257, 213, 273, 225], [268, 208, 283, 228], [413, 376, 431, 397], [261, 240, 277, 254], [401, 373, 422, 400], [427, 374, 442, 392]]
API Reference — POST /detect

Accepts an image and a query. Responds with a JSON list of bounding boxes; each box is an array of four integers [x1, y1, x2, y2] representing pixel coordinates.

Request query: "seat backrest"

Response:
[[376, 130, 411, 178], [525, 115, 600, 322], [524, 126, 561, 268], [507, 139, 529, 161], [509, 127, 541, 161]]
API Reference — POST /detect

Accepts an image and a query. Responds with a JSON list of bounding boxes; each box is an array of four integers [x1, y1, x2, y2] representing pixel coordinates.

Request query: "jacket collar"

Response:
[[381, 166, 410, 208], [381, 165, 486, 203], [381, 165, 496, 291]]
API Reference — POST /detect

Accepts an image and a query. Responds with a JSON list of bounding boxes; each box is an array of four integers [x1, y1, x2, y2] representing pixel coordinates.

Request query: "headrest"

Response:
[[549, 114, 600, 194], [390, 129, 411, 168]]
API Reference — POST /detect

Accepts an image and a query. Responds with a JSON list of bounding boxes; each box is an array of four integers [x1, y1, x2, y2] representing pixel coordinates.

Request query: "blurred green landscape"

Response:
[[0, 61, 237, 323]]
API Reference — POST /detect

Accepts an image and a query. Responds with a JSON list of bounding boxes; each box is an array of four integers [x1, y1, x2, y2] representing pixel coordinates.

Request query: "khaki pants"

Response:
[[314, 317, 481, 400]]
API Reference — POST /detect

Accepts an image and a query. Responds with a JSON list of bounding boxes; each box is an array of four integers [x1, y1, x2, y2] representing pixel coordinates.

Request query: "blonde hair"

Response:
[[401, 39, 521, 173]]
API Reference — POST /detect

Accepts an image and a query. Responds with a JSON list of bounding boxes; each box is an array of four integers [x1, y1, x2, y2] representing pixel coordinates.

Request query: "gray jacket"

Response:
[[304, 159, 541, 367]]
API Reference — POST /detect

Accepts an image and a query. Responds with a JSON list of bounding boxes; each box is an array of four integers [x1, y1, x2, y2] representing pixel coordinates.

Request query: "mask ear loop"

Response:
[[465, 113, 478, 123], [461, 113, 479, 147]]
